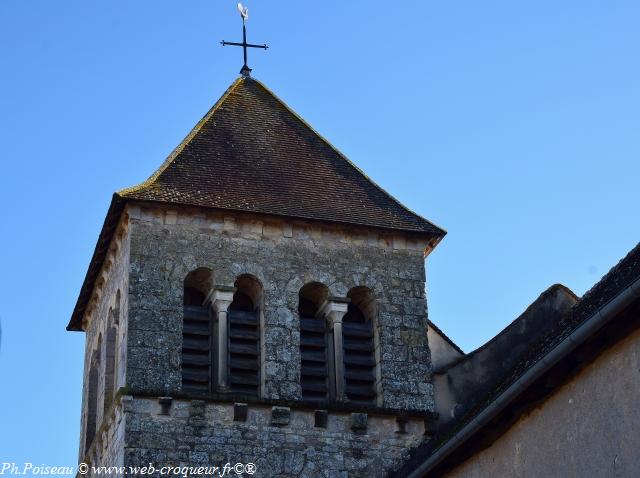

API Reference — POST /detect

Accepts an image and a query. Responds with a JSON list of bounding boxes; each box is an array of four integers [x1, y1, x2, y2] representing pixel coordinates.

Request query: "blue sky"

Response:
[[1, 0, 639, 467]]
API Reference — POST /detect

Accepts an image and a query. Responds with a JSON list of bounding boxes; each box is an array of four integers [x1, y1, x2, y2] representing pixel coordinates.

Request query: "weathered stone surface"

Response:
[[126, 208, 434, 411], [121, 398, 425, 477], [78, 219, 130, 466]]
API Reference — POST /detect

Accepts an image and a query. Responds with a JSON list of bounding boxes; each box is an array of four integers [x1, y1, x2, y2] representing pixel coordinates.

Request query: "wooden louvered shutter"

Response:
[[228, 309, 260, 396], [300, 317, 329, 400], [343, 304, 377, 404], [182, 304, 212, 394]]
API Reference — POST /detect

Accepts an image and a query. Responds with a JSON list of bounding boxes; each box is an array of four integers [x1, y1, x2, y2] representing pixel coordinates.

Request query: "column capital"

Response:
[[319, 297, 350, 326], [207, 285, 237, 312]]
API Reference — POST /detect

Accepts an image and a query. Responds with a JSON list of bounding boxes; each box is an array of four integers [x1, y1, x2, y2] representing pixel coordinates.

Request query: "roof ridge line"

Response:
[[428, 319, 465, 355], [462, 283, 577, 359], [249, 78, 447, 238], [117, 76, 246, 197]]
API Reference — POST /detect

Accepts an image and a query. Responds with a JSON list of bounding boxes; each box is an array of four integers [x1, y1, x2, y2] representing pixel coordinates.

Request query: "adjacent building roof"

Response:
[[68, 76, 445, 331], [395, 241, 640, 477], [427, 320, 465, 357]]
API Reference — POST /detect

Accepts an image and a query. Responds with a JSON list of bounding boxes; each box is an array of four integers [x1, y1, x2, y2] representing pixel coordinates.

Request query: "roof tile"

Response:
[[120, 77, 444, 235]]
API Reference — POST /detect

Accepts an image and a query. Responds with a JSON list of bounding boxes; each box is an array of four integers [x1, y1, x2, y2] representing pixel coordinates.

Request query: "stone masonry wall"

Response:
[[79, 216, 130, 464], [85, 394, 127, 469], [123, 396, 427, 477], [126, 204, 434, 411]]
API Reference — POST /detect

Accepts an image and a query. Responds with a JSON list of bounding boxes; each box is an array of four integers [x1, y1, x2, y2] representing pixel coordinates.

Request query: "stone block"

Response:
[[164, 211, 177, 225]]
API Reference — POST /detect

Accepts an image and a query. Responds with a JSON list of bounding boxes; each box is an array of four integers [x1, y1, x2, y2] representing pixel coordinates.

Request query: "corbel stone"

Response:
[[121, 395, 133, 413], [319, 297, 350, 402], [314, 410, 328, 428], [207, 286, 237, 392], [396, 416, 408, 434], [234, 403, 248, 422], [158, 397, 172, 416]]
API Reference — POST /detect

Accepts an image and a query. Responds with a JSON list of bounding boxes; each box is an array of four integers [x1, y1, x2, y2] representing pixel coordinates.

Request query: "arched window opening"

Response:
[[184, 287, 206, 306], [84, 338, 101, 455], [103, 307, 117, 416], [182, 268, 213, 394], [228, 275, 262, 397], [114, 290, 124, 390], [343, 287, 377, 404], [299, 283, 330, 401]]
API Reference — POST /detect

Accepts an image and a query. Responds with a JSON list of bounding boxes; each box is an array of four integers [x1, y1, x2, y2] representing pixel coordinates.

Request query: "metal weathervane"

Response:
[[221, 2, 268, 77]]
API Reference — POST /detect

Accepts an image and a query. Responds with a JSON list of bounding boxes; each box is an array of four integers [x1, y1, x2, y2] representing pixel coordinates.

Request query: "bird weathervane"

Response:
[[221, 3, 268, 77]]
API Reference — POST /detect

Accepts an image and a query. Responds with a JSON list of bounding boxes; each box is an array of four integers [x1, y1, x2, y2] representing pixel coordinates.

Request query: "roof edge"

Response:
[[118, 77, 245, 197], [463, 283, 578, 359], [428, 320, 465, 356], [67, 194, 126, 331]]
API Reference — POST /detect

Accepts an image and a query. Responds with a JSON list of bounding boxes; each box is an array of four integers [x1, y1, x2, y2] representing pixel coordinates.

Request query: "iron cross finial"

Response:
[[221, 3, 269, 77]]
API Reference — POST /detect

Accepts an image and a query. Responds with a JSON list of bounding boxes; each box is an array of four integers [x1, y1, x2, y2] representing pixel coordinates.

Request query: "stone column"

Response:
[[319, 298, 350, 402], [208, 286, 236, 392]]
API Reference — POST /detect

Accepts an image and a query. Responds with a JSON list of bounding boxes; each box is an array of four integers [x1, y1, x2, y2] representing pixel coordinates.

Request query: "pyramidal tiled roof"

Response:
[[119, 77, 444, 235], [67, 77, 445, 331]]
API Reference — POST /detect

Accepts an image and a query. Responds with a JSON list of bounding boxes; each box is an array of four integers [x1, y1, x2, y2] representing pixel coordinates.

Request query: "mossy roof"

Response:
[[119, 76, 444, 235]]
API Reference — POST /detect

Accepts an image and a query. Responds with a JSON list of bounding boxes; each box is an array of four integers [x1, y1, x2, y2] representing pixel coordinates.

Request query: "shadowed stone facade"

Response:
[[79, 214, 130, 467]]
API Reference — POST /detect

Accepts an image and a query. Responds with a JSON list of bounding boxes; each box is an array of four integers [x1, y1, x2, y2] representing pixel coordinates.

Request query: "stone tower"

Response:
[[68, 77, 445, 476]]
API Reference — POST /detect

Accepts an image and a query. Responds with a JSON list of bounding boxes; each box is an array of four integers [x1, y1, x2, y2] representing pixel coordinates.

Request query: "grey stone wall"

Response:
[[126, 204, 434, 411], [123, 396, 426, 477], [79, 216, 130, 463], [85, 394, 127, 469]]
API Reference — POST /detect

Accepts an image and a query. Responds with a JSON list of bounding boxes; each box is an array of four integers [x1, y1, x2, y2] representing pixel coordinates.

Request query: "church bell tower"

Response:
[[68, 9, 445, 476]]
